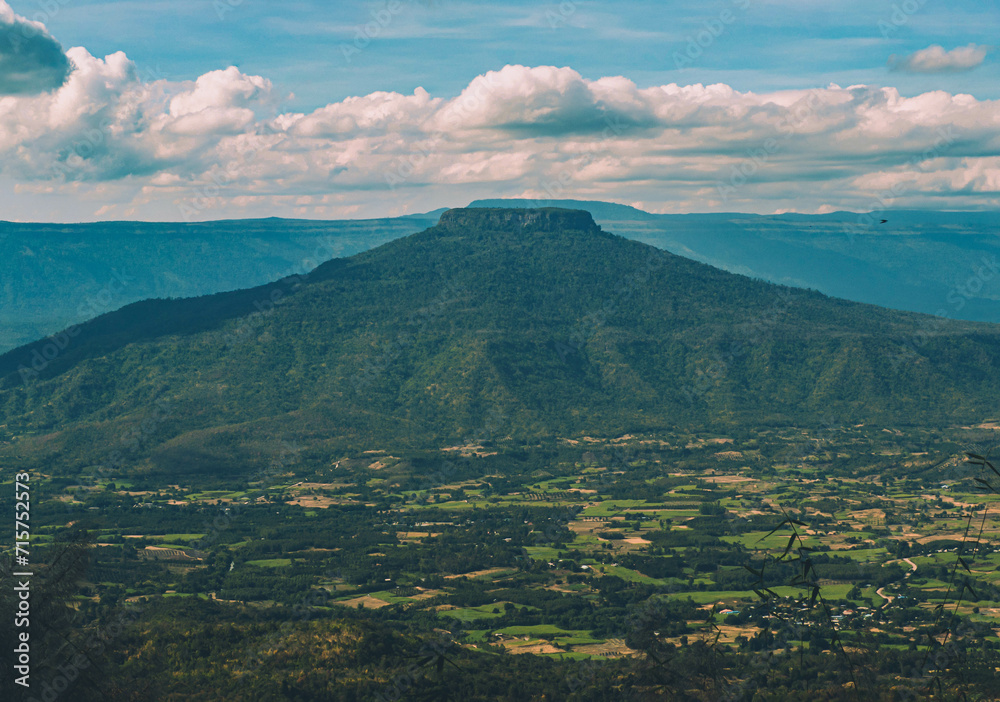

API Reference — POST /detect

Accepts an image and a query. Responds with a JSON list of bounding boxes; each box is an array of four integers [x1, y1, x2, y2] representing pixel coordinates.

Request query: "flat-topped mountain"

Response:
[[467, 199, 660, 222], [1, 208, 998, 476], [439, 206, 599, 232], [6, 204, 999, 363]]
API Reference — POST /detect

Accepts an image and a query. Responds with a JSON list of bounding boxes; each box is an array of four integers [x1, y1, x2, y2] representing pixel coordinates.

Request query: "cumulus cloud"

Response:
[[0, 0, 72, 95], [1, 60, 1000, 219], [0, 50, 281, 181], [889, 44, 990, 73], [291, 87, 441, 138], [434, 65, 660, 136], [169, 67, 272, 117]]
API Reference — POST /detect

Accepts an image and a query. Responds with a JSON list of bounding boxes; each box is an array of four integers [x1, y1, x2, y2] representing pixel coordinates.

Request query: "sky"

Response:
[[0, 0, 998, 222]]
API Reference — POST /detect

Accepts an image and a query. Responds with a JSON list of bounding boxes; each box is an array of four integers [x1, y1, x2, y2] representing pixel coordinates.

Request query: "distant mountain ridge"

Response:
[[470, 199, 1000, 324], [2, 207, 999, 478], [3, 201, 998, 362], [0, 214, 439, 353]]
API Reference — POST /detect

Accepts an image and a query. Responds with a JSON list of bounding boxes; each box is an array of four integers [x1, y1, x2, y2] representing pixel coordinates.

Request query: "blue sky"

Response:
[[31, 0, 1000, 107], [1, 0, 999, 221]]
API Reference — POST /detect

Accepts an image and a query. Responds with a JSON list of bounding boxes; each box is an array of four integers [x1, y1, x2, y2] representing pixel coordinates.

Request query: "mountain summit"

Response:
[[438, 206, 601, 233], [1, 208, 999, 475]]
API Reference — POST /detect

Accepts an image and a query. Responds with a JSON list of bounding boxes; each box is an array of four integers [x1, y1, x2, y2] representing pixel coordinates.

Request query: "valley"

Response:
[[4, 208, 1000, 699], [12, 420, 1000, 697]]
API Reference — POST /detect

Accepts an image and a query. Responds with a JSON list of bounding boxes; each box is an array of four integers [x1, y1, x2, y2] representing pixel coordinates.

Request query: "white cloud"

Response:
[[433, 65, 659, 135], [0, 0, 72, 95], [889, 44, 990, 74], [0, 50, 281, 182], [1, 60, 1000, 220], [168, 67, 272, 117], [290, 87, 441, 137]]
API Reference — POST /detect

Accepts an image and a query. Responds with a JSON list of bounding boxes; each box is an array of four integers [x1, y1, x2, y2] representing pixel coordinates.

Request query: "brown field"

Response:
[[506, 642, 566, 655], [410, 589, 443, 601], [396, 531, 442, 540], [571, 640, 637, 658], [331, 595, 392, 609], [286, 495, 347, 508], [142, 546, 198, 561], [701, 475, 758, 484], [445, 567, 510, 580]]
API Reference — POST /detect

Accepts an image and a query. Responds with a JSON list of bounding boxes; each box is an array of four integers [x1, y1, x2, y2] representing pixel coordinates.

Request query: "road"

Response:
[[875, 587, 894, 605], [876, 557, 917, 607]]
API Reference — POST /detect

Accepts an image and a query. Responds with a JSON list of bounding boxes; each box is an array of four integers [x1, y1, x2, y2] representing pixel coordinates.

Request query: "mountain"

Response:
[[468, 198, 660, 222], [6, 202, 998, 364], [472, 199, 1000, 324], [0, 214, 440, 354], [2, 207, 999, 477]]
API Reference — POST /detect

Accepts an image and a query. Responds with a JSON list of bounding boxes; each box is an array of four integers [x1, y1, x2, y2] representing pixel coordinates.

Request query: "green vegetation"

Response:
[[3, 209, 1000, 700], [3, 208, 1000, 478], [4, 420, 1000, 699]]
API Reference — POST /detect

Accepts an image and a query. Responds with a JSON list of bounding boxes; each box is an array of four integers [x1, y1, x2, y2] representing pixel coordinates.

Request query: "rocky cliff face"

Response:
[[437, 207, 601, 235]]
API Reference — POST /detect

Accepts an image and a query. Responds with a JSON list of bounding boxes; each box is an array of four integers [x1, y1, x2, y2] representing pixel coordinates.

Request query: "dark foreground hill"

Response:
[[1, 207, 999, 476]]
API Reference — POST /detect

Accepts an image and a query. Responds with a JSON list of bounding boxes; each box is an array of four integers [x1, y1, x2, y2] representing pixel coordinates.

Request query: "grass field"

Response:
[[602, 565, 663, 584], [497, 625, 577, 637], [246, 558, 293, 568], [442, 603, 532, 622], [147, 534, 207, 542]]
